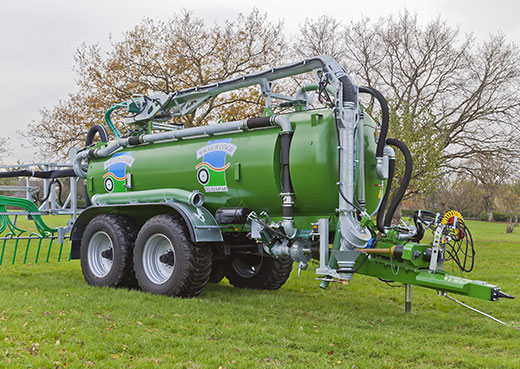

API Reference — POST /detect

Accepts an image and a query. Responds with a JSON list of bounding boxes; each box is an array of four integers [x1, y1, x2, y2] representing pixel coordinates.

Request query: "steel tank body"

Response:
[[86, 109, 381, 222]]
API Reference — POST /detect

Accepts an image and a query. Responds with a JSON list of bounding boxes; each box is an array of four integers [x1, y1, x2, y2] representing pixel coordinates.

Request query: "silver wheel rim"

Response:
[[142, 233, 175, 285], [88, 231, 113, 278], [232, 255, 262, 278]]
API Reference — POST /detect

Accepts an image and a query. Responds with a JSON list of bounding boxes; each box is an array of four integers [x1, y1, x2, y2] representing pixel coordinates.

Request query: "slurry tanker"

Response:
[[0, 56, 513, 313]]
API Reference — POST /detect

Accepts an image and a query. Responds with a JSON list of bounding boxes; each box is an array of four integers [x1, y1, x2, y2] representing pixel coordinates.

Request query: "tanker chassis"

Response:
[[64, 56, 512, 308]]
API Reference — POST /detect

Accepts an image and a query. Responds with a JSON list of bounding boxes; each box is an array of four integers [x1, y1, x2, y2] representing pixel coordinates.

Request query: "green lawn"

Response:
[[0, 219, 519, 368]]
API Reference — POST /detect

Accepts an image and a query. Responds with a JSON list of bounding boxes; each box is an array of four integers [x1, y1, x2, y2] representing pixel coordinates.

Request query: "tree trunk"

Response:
[[391, 203, 402, 225], [507, 215, 518, 233], [483, 196, 494, 222]]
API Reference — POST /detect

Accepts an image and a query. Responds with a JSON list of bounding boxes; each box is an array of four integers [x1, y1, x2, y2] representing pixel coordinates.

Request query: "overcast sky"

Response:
[[1, 0, 519, 164]]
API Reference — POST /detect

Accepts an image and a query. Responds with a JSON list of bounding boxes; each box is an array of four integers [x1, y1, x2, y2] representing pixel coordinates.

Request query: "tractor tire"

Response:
[[133, 215, 212, 297], [80, 214, 138, 288], [224, 253, 293, 290], [208, 259, 226, 283]]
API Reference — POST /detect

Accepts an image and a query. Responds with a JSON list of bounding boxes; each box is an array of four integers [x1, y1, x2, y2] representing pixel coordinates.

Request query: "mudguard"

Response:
[[69, 202, 222, 259]]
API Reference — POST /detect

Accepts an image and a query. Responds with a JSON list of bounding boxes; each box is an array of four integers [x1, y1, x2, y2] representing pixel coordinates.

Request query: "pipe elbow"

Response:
[[271, 115, 293, 134], [283, 220, 297, 239], [72, 151, 89, 179], [384, 145, 395, 160]]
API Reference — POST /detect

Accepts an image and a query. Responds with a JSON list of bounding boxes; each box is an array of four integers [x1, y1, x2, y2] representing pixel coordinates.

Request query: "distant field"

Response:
[[0, 218, 519, 368]]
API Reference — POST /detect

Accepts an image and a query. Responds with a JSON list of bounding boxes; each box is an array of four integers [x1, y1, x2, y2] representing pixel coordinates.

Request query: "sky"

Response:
[[1, 0, 519, 164]]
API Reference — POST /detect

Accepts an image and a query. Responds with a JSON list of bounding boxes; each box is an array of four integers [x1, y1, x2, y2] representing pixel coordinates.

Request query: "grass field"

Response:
[[0, 218, 519, 368]]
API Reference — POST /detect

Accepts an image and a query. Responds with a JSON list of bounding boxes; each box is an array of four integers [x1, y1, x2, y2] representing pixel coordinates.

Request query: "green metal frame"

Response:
[[0, 195, 70, 266]]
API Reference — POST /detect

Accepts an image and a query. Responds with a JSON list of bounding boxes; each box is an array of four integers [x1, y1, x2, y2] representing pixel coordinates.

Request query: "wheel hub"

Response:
[[142, 233, 176, 285], [159, 251, 175, 266], [101, 249, 113, 260], [87, 231, 114, 278]]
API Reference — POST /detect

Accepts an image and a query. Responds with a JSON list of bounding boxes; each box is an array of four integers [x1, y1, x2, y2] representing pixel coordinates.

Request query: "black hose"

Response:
[[246, 117, 271, 129], [36, 179, 64, 206], [384, 138, 413, 227], [358, 86, 389, 159], [0, 168, 76, 179], [376, 157, 395, 233], [280, 134, 294, 218], [338, 76, 356, 104], [84, 124, 107, 207], [85, 124, 108, 146]]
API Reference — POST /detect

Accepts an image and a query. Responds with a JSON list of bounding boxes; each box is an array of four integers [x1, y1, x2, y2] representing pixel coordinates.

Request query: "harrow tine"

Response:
[[45, 238, 54, 263], [23, 238, 31, 264], [0, 239, 6, 266], [12, 238, 20, 265], [34, 238, 44, 264], [58, 241, 64, 262]]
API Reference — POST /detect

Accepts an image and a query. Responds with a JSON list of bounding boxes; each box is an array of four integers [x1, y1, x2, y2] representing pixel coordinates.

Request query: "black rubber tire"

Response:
[[224, 253, 293, 290], [80, 214, 138, 288], [208, 259, 226, 284], [133, 215, 212, 297]]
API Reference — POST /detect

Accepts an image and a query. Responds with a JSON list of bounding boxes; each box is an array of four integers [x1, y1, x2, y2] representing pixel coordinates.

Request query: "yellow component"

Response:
[[362, 246, 396, 257], [441, 210, 464, 225]]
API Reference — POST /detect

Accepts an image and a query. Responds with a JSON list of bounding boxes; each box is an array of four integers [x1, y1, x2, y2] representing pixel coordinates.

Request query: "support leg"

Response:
[[405, 284, 412, 313]]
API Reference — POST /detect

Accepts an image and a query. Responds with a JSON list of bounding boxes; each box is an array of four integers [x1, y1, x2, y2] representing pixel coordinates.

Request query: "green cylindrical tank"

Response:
[[86, 109, 381, 223]]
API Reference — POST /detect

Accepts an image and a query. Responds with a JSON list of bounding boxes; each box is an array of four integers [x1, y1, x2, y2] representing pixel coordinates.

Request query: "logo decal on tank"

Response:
[[195, 139, 237, 192], [103, 152, 134, 193]]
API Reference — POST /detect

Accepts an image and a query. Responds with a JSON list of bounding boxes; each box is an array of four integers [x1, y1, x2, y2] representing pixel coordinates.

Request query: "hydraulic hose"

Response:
[[84, 124, 108, 208], [104, 106, 122, 138], [384, 138, 413, 227], [358, 86, 389, 159], [85, 124, 108, 146], [0, 168, 76, 179], [339, 76, 356, 104], [370, 181, 385, 217]]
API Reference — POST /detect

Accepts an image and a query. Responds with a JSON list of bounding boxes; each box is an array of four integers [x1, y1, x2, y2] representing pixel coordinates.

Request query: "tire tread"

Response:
[[134, 215, 212, 297], [81, 214, 137, 288], [225, 254, 293, 290]]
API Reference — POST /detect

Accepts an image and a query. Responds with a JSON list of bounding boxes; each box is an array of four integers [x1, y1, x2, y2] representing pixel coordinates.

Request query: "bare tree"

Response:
[[27, 9, 287, 159], [296, 11, 520, 200], [295, 16, 346, 60], [0, 135, 9, 163]]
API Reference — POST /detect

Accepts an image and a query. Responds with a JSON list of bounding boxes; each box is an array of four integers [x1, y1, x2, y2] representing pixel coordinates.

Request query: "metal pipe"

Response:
[[50, 165, 56, 211], [71, 177, 77, 220], [271, 115, 296, 238], [125, 55, 355, 125], [357, 115, 365, 205], [318, 218, 330, 272], [91, 188, 204, 208], [73, 120, 248, 179], [142, 119, 247, 143], [25, 177, 31, 201], [40, 164, 49, 211], [338, 103, 370, 249], [369, 181, 385, 217]]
